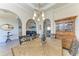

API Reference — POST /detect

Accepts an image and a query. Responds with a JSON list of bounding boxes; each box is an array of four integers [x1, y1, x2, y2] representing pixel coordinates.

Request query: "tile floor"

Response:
[[0, 39, 20, 56], [12, 39, 62, 56], [0, 38, 71, 56]]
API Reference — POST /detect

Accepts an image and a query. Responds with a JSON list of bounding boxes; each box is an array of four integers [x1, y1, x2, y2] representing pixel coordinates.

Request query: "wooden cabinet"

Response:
[[55, 16, 77, 50]]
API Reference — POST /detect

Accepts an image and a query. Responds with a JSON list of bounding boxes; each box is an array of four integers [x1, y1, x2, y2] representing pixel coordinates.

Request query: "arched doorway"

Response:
[[0, 9, 22, 43], [26, 19, 37, 40], [43, 19, 51, 39]]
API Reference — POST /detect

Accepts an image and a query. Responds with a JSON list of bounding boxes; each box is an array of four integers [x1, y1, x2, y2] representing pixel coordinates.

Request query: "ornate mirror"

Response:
[[0, 24, 14, 31]]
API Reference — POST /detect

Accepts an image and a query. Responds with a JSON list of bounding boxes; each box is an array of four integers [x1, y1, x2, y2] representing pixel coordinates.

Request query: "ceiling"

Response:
[[31, 3, 51, 9], [0, 3, 68, 19], [26, 3, 56, 10], [0, 9, 17, 19]]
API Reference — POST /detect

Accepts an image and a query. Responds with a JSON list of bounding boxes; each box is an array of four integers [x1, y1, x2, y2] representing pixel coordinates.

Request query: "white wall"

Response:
[[0, 3, 34, 43], [0, 3, 55, 39], [1, 3, 79, 41], [0, 4, 44, 41], [45, 3, 79, 41], [0, 18, 18, 43], [0, 3, 34, 36]]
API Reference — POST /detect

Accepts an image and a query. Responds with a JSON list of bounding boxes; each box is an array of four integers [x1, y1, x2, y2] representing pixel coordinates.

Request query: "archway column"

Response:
[[38, 20, 43, 38], [21, 20, 26, 36]]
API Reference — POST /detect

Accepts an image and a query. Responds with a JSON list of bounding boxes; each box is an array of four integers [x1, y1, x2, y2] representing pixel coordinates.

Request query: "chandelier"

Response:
[[33, 4, 45, 21]]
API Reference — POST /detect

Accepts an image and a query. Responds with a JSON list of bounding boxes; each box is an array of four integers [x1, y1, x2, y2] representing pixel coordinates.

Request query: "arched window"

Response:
[[26, 19, 37, 39], [43, 19, 51, 38]]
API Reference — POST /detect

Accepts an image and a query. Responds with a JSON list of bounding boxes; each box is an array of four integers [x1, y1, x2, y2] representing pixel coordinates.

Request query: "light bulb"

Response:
[[37, 18, 40, 21], [42, 12, 44, 17], [34, 13, 36, 17], [33, 17, 35, 20], [43, 17, 45, 20], [34, 11, 36, 17]]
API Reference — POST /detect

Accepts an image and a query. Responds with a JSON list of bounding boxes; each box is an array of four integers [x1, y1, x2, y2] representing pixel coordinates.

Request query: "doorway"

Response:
[[26, 19, 37, 39], [43, 19, 51, 39]]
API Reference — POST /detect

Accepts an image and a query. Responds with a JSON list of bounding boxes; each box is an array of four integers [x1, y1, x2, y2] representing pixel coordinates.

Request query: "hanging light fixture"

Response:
[[33, 3, 45, 21], [37, 18, 40, 21], [34, 11, 36, 17]]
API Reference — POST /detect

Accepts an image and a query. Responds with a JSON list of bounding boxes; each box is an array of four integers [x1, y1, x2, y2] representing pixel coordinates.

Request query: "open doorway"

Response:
[[43, 19, 51, 40], [26, 19, 37, 40]]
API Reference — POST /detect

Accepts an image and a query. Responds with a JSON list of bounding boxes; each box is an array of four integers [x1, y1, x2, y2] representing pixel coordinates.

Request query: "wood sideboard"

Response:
[[55, 16, 77, 50]]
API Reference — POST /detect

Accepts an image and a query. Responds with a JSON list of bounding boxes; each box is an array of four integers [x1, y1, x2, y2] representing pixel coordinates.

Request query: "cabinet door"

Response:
[[63, 38, 73, 49], [65, 22, 73, 32]]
